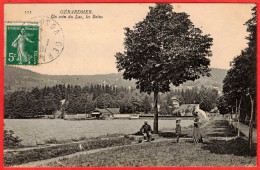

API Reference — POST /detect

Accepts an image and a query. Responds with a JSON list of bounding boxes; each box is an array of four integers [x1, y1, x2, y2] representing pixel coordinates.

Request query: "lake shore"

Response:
[[4, 118, 195, 146], [5, 115, 256, 167]]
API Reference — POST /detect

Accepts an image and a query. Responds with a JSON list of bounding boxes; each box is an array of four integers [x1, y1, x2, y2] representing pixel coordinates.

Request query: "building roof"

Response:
[[171, 97, 180, 102], [178, 104, 199, 109], [94, 109, 110, 114], [92, 108, 120, 115], [173, 104, 199, 116], [91, 112, 102, 115], [106, 108, 120, 114]]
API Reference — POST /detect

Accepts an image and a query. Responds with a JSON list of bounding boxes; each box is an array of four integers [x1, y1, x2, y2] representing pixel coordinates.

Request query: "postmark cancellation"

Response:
[[5, 17, 64, 66]]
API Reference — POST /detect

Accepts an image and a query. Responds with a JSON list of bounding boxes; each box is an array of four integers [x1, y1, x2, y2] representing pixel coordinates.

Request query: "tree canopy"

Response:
[[115, 3, 213, 133], [221, 6, 256, 117], [219, 6, 256, 149]]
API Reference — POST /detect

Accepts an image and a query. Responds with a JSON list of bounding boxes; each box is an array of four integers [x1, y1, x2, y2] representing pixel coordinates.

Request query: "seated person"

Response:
[[140, 120, 152, 142]]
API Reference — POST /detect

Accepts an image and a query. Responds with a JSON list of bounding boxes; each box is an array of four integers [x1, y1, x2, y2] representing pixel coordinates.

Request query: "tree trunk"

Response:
[[249, 95, 254, 150], [229, 107, 233, 126], [232, 107, 236, 131], [235, 98, 238, 119], [235, 98, 238, 132], [153, 92, 159, 134], [237, 96, 242, 137]]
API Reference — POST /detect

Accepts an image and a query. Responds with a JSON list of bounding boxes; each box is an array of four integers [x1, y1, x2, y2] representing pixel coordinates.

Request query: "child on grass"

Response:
[[176, 118, 181, 143]]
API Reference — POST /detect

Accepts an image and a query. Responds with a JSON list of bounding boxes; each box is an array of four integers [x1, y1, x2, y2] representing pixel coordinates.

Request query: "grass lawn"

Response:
[[4, 137, 132, 167], [41, 137, 256, 167], [7, 116, 256, 167], [40, 117, 257, 167]]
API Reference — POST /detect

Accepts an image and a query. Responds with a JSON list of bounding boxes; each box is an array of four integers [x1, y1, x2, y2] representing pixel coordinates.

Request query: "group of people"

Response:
[[140, 110, 203, 144]]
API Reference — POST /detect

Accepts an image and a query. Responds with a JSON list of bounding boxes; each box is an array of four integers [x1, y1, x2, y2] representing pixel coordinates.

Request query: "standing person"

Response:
[[140, 120, 152, 142], [12, 28, 34, 64], [193, 111, 203, 145], [175, 118, 181, 143]]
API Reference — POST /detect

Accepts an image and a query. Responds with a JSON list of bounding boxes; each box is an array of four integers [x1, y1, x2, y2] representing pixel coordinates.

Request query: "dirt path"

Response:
[[202, 116, 256, 143]]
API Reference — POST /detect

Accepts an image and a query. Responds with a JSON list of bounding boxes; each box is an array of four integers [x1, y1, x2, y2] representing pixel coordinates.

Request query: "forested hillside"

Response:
[[4, 66, 227, 93], [4, 83, 219, 118]]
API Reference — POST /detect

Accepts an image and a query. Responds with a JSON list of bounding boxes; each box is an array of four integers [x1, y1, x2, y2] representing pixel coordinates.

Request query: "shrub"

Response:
[[129, 136, 135, 141], [4, 130, 22, 149], [45, 137, 58, 144], [79, 136, 86, 141], [124, 135, 129, 139], [4, 137, 132, 166]]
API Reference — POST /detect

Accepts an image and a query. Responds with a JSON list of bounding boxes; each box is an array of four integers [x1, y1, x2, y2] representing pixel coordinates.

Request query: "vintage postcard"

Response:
[[2, 3, 258, 168]]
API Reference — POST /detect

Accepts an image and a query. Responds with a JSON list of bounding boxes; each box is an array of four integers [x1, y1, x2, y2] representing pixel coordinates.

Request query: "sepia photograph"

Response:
[[3, 3, 257, 167]]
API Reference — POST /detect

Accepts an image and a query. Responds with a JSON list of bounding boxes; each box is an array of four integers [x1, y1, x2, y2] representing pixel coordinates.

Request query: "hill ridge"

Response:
[[4, 65, 227, 92]]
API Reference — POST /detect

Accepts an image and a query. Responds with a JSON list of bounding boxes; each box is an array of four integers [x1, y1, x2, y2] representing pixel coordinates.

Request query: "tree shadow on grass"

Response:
[[205, 120, 237, 138], [201, 137, 256, 157], [157, 132, 190, 138]]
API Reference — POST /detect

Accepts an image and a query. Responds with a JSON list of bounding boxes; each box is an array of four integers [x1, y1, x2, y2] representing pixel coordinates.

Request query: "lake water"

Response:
[[4, 118, 193, 146]]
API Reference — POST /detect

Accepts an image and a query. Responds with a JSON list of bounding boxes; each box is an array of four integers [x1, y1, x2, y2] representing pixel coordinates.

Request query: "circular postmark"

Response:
[[30, 16, 64, 64]]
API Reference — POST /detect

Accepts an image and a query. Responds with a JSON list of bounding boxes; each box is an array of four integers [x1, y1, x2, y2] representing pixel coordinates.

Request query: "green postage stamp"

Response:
[[5, 23, 39, 65]]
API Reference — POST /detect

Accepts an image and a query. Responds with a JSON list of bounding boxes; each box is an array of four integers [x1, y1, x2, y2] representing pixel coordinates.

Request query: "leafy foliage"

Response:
[[4, 129, 22, 149], [219, 6, 256, 149], [216, 95, 229, 115], [116, 4, 213, 95], [159, 87, 218, 114], [4, 84, 155, 118], [220, 6, 256, 122], [115, 4, 213, 133]]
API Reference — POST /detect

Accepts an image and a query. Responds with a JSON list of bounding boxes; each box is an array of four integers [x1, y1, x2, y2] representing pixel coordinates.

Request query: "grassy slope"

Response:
[[43, 138, 256, 167], [41, 117, 256, 167], [4, 137, 132, 167]]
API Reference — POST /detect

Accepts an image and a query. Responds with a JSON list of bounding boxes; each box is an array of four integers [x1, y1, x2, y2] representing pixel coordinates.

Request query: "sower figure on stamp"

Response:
[[12, 28, 34, 64], [175, 118, 181, 143], [140, 120, 152, 142]]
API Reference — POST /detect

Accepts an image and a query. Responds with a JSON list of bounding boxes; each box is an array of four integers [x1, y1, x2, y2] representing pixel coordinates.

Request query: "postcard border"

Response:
[[0, 1, 259, 170]]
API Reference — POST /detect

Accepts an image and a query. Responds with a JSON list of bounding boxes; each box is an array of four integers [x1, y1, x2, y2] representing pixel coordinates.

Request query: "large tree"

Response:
[[236, 6, 256, 148], [221, 6, 256, 149], [115, 3, 213, 133]]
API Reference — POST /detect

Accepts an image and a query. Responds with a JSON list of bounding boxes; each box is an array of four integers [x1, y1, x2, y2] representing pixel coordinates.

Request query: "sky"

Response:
[[4, 3, 255, 75]]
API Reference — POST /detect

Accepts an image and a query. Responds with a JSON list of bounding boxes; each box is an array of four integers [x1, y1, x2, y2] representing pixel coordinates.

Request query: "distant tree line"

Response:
[[4, 83, 219, 119], [159, 86, 219, 114], [4, 84, 152, 118]]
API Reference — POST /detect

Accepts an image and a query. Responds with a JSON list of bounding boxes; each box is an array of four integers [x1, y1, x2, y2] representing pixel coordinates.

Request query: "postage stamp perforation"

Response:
[[4, 21, 40, 66]]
